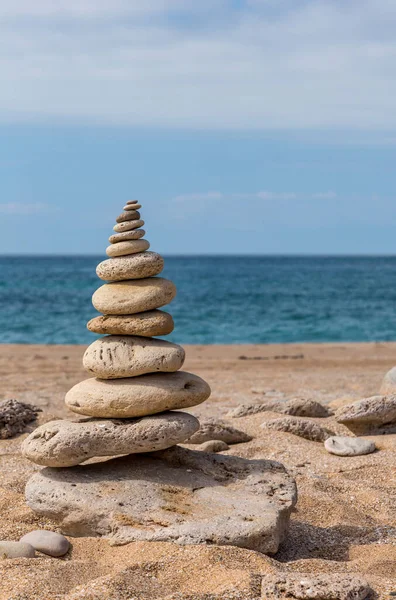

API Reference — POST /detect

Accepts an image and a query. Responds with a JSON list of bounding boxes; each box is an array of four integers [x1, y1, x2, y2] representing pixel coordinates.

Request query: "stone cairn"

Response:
[[22, 200, 211, 468]]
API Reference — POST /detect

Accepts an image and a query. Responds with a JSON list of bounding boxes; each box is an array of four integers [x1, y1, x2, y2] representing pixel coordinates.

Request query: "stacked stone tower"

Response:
[[22, 200, 211, 468]]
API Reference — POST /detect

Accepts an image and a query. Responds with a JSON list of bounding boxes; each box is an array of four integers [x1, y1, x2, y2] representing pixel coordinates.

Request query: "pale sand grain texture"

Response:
[[0, 342, 395, 599]]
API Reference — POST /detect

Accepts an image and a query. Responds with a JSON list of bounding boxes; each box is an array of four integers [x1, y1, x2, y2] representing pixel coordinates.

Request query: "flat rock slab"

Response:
[[336, 394, 396, 433], [324, 436, 376, 456], [261, 417, 334, 442], [261, 573, 372, 599], [228, 398, 331, 419], [186, 419, 252, 445], [25, 446, 297, 555]]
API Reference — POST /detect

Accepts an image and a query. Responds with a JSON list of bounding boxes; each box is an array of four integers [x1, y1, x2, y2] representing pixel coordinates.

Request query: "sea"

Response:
[[1, 255, 396, 345]]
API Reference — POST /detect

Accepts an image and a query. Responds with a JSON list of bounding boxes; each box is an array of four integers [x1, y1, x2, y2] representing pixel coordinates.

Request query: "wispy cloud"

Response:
[[172, 191, 337, 202], [0, 1, 395, 131], [0, 203, 58, 215]]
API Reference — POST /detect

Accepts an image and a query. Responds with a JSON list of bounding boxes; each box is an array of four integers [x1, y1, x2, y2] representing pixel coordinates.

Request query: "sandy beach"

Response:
[[0, 342, 395, 599]]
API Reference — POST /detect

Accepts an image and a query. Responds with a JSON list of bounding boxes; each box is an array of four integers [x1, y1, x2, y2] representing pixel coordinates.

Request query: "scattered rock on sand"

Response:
[[21, 413, 199, 467], [25, 446, 297, 555], [83, 336, 185, 379], [261, 417, 334, 442], [0, 399, 41, 439], [336, 395, 396, 433], [20, 530, 70, 557], [380, 366, 396, 394], [0, 541, 35, 559], [195, 440, 230, 453], [186, 419, 252, 445], [324, 436, 376, 457], [227, 398, 331, 419], [261, 572, 372, 600], [65, 372, 211, 418]]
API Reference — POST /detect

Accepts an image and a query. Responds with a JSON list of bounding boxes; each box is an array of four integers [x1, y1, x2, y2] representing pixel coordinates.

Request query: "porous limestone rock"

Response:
[[65, 372, 211, 418], [25, 446, 297, 554], [261, 417, 334, 442], [336, 395, 396, 433], [195, 440, 230, 453], [227, 398, 332, 419], [380, 366, 396, 394], [87, 310, 174, 337], [113, 219, 144, 233], [96, 252, 164, 281], [20, 530, 70, 557], [0, 399, 41, 439], [108, 229, 145, 244], [92, 278, 176, 315], [324, 436, 376, 457], [186, 419, 251, 445], [106, 239, 150, 258], [116, 210, 140, 223], [21, 413, 199, 467], [261, 572, 372, 599], [83, 335, 185, 379]]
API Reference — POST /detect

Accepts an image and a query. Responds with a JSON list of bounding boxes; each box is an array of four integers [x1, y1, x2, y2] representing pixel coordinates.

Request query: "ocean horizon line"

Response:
[[2, 253, 396, 259]]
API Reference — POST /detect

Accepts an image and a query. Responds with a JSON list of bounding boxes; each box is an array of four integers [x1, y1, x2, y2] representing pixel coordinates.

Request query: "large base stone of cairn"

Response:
[[25, 446, 297, 555]]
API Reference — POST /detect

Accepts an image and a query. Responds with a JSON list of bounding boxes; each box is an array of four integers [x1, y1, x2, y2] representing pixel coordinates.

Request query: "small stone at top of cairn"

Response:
[[22, 201, 211, 467]]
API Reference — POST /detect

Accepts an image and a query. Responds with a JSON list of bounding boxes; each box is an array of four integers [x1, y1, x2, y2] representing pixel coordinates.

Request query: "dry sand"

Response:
[[0, 342, 395, 599]]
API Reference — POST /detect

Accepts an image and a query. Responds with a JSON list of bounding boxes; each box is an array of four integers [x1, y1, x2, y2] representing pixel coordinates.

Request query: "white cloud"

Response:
[[0, 203, 57, 214], [311, 191, 337, 200], [0, 1, 396, 130]]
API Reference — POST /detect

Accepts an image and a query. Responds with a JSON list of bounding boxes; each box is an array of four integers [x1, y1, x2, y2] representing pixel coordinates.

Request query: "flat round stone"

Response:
[[20, 530, 70, 557], [65, 371, 211, 418], [126, 200, 139, 205], [113, 219, 144, 233], [0, 541, 35, 558], [96, 252, 164, 281], [87, 310, 174, 336], [108, 229, 145, 244], [324, 436, 376, 456], [106, 239, 150, 258], [124, 203, 141, 211], [83, 335, 185, 379], [92, 277, 176, 315], [21, 412, 200, 467], [116, 210, 140, 223]]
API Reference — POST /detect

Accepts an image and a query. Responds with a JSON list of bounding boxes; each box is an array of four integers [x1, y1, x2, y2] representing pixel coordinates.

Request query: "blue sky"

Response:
[[0, 0, 395, 255]]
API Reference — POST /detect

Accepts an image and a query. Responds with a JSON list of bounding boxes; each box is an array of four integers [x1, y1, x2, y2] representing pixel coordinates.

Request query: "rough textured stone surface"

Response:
[[113, 219, 144, 233], [92, 278, 177, 315], [261, 417, 334, 442], [115, 210, 140, 223], [106, 239, 150, 258], [96, 252, 164, 281], [25, 446, 297, 554], [186, 419, 251, 445], [108, 228, 145, 244], [336, 395, 396, 433], [0, 399, 41, 439], [324, 436, 376, 457], [0, 541, 35, 558], [228, 398, 332, 419], [261, 573, 372, 599], [83, 335, 185, 379], [87, 310, 174, 337], [380, 366, 396, 394], [65, 371, 211, 418], [195, 440, 230, 453], [21, 413, 199, 467], [124, 203, 141, 210], [20, 530, 70, 557]]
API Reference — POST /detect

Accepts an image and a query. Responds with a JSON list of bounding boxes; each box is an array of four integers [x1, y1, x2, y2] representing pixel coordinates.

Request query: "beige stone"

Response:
[[261, 573, 372, 599], [116, 210, 140, 223], [336, 395, 396, 433], [186, 419, 251, 445], [92, 278, 176, 315], [65, 371, 211, 418], [83, 335, 185, 379], [21, 413, 200, 467], [113, 219, 144, 233], [87, 310, 174, 336], [96, 252, 164, 281], [380, 366, 396, 394], [106, 239, 150, 258], [124, 203, 141, 210], [261, 417, 334, 442], [108, 229, 145, 244]]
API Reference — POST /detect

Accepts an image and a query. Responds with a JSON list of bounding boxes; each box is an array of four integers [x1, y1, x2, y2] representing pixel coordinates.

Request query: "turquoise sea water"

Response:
[[1, 256, 396, 345]]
